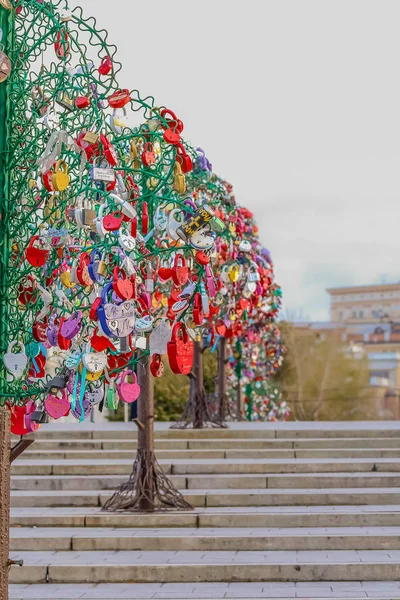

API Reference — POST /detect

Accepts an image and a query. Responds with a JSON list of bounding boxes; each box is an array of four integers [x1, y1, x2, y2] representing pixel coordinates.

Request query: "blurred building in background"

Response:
[[293, 282, 400, 418]]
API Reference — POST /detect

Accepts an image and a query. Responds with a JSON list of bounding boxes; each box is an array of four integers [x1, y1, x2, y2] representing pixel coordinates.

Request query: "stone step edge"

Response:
[[9, 561, 400, 585]]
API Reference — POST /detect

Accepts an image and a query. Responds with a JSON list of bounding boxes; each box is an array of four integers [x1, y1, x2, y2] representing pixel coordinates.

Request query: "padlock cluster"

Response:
[[0, 0, 285, 431]]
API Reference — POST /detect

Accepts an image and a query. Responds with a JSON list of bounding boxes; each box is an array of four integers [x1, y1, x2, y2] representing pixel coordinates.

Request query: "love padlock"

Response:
[[32, 314, 48, 342], [172, 254, 189, 286], [60, 311, 83, 340], [99, 55, 113, 75], [176, 142, 192, 173], [112, 267, 134, 300], [98, 283, 135, 338], [103, 210, 123, 231], [25, 236, 49, 267], [82, 341, 108, 375], [150, 354, 164, 378], [117, 370, 140, 403], [193, 293, 203, 326], [141, 142, 156, 167], [44, 389, 70, 420], [51, 160, 70, 191], [76, 253, 93, 286], [57, 317, 72, 350], [167, 322, 194, 375], [3, 341, 28, 378], [173, 161, 185, 194]]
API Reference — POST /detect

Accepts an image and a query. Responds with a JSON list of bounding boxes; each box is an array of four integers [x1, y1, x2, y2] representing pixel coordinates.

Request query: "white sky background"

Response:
[[75, 0, 400, 321]]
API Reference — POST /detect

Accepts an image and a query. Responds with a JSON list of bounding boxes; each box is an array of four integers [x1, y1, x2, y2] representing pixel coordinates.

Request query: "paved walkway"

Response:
[[9, 581, 400, 598]]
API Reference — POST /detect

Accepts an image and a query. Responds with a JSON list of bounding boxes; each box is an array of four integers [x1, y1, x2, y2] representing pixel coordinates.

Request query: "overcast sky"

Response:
[[76, 0, 400, 321]]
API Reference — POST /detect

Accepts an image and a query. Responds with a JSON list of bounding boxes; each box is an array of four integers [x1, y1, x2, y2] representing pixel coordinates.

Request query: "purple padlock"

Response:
[[60, 311, 83, 340], [71, 398, 92, 421], [47, 323, 59, 347]]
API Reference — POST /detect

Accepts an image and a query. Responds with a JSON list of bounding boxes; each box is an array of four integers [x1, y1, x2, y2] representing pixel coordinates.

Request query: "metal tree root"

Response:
[[102, 449, 191, 512]]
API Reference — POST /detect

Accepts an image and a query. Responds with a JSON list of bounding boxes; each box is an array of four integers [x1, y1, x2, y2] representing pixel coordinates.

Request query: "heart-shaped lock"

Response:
[[98, 283, 135, 338], [91, 328, 116, 352], [103, 211, 123, 231], [51, 160, 70, 191], [193, 293, 203, 326], [195, 251, 210, 265], [117, 369, 140, 403], [60, 270, 75, 288], [167, 322, 194, 375], [28, 351, 46, 378], [32, 315, 48, 342], [44, 389, 70, 419], [25, 236, 49, 267], [149, 320, 171, 355], [172, 254, 189, 286], [215, 319, 227, 336], [18, 276, 37, 306], [83, 342, 108, 374], [176, 142, 192, 173], [76, 253, 93, 287], [71, 399, 92, 421], [3, 341, 28, 377], [107, 351, 132, 376], [85, 380, 105, 405], [57, 317, 72, 350], [150, 354, 164, 378], [60, 311, 83, 340], [99, 55, 113, 75], [141, 142, 156, 166], [135, 315, 154, 332], [112, 267, 133, 300], [10, 403, 34, 436], [47, 318, 59, 347]]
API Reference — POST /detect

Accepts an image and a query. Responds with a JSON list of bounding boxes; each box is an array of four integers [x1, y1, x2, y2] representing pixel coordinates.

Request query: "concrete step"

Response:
[[11, 472, 400, 491], [9, 526, 400, 552], [25, 437, 400, 452], [9, 549, 400, 584], [12, 457, 400, 477], [8, 581, 400, 600], [18, 447, 400, 460], [11, 487, 400, 508], [10, 506, 400, 528]]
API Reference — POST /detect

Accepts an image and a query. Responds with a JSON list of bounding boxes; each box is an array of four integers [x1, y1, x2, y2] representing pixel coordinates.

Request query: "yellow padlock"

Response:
[[60, 271, 75, 288], [44, 195, 62, 224], [79, 362, 103, 381], [146, 176, 159, 191], [130, 139, 141, 170], [52, 160, 70, 192], [173, 162, 185, 194], [228, 265, 240, 282]]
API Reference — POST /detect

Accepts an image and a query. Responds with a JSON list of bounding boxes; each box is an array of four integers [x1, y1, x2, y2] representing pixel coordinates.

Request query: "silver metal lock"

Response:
[[247, 266, 260, 282], [90, 158, 115, 182]]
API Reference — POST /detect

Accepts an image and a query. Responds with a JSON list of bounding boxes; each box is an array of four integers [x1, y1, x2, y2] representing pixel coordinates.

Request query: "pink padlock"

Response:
[[44, 389, 70, 420], [24, 400, 40, 433], [205, 265, 216, 298], [117, 369, 140, 403]]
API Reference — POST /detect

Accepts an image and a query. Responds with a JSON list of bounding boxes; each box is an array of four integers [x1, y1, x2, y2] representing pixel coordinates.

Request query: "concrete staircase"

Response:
[[8, 422, 400, 599]]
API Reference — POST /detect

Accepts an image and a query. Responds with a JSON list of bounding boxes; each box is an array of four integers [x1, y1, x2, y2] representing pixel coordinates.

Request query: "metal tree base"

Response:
[[171, 389, 227, 429], [102, 449, 192, 512]]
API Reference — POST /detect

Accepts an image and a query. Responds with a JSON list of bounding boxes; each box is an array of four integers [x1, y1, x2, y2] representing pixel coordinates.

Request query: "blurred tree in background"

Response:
[[275, 323, 381, 420]]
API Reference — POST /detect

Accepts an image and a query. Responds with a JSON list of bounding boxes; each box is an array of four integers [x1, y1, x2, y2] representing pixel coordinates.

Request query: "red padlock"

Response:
[[195, 251, 210, 265], [89, 297, 101, 322], [176, 143, 192, 173], [54, 29, 69, 59], [193, 293, 203, 326], [42, 170, 54, 192], [18, 276, 37, 306], [100, 134, 118, 167], [167, 323, 194, 375], [150, 354, 164, 378], [32, 315, 48, 342], [112, 267, 133, 300], [158, 265, 172, 281], [99, 55, 113, 75], [172, 254, 189, 286], [142, 202, 149, 235], [215, 319, 226, 337], [108, 89, 130, 109], [91, 327, 116, 352], [75, 132, 100, 161], [103, 211, 123, 231], [25, 236, 49, 267], [141, 142, 156, 167], [75, 96, 90, 110], [57, 317, 72, 351], [76, 253, 93, 286]]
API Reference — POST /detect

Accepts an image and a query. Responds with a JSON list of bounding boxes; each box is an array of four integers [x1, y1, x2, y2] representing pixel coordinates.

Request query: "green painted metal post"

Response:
[[0, 5, 14, 599]]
